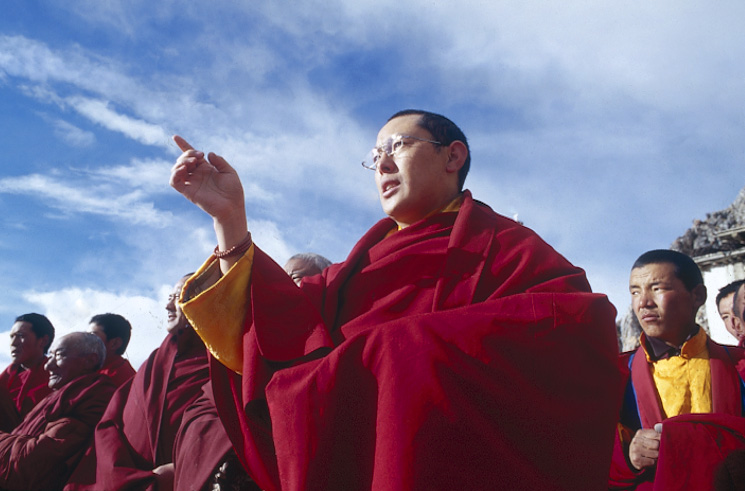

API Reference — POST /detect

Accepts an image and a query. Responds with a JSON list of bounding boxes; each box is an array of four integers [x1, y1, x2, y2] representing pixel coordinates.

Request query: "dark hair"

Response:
[[734, 285, 745, 321], [631, 249, 703, 291], [89, 313, 132, 355], [388, 109, 470, 191], [14, 313, 55, 353], [716, 280, 745, 310]]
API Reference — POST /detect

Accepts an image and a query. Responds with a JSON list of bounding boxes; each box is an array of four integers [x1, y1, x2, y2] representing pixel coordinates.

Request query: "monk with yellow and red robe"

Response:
[[0, 313, 55, 432], [172, 256, 327, 491], [172, 110, 623, 490], [610, 250, 745, 490], [65, 276, 209, 491], [0, 332, 115, 491]]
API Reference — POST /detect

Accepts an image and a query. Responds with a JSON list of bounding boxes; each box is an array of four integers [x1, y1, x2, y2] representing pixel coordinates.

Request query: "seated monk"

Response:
[[173, 254, 331, 491], [170, 110, 622, 489], [65, 274, 209, 491], [88, 313, 136, 387], [0, 332, 115, 491], [0, 313, 55, 432]]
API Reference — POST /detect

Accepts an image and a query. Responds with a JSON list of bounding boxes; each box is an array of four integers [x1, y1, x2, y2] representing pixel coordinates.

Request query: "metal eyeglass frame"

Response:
[[361, 134, 442, 170]]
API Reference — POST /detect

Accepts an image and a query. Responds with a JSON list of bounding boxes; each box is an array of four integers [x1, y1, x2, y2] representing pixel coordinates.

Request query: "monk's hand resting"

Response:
[[170, 135, 246, 224], [629, 428, 661, 471]]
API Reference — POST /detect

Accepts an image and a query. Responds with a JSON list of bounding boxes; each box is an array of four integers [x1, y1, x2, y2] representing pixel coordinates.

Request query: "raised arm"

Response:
[[170, 135, 249, 273]]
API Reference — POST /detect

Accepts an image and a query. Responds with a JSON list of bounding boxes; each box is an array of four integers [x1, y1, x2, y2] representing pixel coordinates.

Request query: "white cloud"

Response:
[[0, 174, 172, 226], [0, 287, 170, 369], [51, 119, 96, 147], [67, 97, 170, 148], [84, 157, 174, 194]]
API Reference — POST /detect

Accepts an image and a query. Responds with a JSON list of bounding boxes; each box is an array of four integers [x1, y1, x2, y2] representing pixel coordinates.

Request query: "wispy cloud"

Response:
[[51, 118, 96, 147], [0, 287, 171, 368], [67, 97, 170, 147], [0, 174, 172, 226]]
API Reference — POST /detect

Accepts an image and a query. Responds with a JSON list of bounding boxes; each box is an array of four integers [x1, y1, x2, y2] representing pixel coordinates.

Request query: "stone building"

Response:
[[617, 186, 745, 352]]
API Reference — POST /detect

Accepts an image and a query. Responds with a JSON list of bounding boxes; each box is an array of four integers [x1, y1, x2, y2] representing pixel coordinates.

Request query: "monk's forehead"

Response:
[[376, 115, 423, 144], [629, 262, 678, 284]]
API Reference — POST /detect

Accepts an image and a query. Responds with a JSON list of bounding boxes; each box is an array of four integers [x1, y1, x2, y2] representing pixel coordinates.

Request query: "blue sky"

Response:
[[1, 1, 744, 368]]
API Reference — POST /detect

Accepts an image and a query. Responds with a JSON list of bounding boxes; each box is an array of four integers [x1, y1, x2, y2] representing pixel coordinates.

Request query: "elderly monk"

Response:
[[283, 252, 332, 286], [173, 254, 331, 491], [610, 250, 745, 490], [88, 313, 136, 387], [171, 109, 622, 490], [0, 313, 55, 432], [0, 332, 115, 491], [65, 275, 209, 491]]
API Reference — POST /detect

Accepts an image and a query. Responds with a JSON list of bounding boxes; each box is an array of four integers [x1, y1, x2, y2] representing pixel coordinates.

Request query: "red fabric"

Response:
[[173, 381, 243, 491], [0, 372, 115, 491], [65, 331, 209, 491], [0, 360, 52, 432], [609, 340, 745, 489], [98, 354, 136, 388], [211, 191, 623, 490]]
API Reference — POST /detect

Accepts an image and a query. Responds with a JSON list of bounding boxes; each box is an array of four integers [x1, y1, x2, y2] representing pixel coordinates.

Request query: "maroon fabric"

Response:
[[0, 360, 52, 432], [609, 340, 745, 489], [173, 381, 237, 491], [98, 354, 136, 388], [210, 191, 623, 490], [655, 414, 745, 491], [0, 372, 115, 491], [65, 331, 209, 491]]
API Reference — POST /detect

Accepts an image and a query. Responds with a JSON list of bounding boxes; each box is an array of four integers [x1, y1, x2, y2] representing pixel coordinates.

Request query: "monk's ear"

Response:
[[108, 337, 123, 354], [82, 352, 100, 372], [444, 141, 467, 174], [692, 284, 707, 310]]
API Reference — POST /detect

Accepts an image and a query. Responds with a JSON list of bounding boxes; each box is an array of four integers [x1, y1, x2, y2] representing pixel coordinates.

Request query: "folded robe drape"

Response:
[[186, 191, 624, 491], [0, 372, 115, 491], [65, 331, 209, 491], [609, 339, 745, 489], [98, 354, 136, 388], [0, 361, 52, 432]]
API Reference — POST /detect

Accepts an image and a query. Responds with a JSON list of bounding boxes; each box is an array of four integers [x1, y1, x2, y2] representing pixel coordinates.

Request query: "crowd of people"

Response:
[[1, 109, 744, 490]]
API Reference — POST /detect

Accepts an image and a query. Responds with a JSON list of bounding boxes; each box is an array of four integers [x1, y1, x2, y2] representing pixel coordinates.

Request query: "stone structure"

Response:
[[617, 186, 745, 352]]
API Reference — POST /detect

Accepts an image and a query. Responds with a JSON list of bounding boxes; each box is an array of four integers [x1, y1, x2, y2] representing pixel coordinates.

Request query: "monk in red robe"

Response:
[[173, 255, 330, 491], [171, 110, 623, 490], [610, 250, 745, 490], [65, 275, 209, 491], [0, 332, 115, 491], [0, 313, 55, 432], [88, 313, 136, 387]]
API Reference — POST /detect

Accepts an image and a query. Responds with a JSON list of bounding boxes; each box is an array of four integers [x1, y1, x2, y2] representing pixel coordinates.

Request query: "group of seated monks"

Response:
[[3, 108, 745, 490], [0, 253, 329, 491]]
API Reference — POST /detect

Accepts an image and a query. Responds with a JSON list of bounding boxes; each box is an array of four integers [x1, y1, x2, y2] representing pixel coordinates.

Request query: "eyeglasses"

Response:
[[361, 134, 442, 170]]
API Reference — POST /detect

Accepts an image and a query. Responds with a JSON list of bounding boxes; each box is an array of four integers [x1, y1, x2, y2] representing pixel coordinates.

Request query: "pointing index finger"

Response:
[[173, 135, 195, 153]]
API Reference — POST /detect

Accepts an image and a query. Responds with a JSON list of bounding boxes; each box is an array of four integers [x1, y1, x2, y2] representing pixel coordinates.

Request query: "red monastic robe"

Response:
[[0, 372, 115, 491], [173, 381, 259, 491], [0, 360, 52, 432], [609, 340, 745, 489], [98, 354, 136, 388], [187, 191, 623, 490], [65, 331, 209, 491]]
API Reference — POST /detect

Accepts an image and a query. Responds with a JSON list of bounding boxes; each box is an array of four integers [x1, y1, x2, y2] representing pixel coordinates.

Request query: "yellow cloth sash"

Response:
[[180, 245, 255, 373], [642, 328, 712, 417]]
